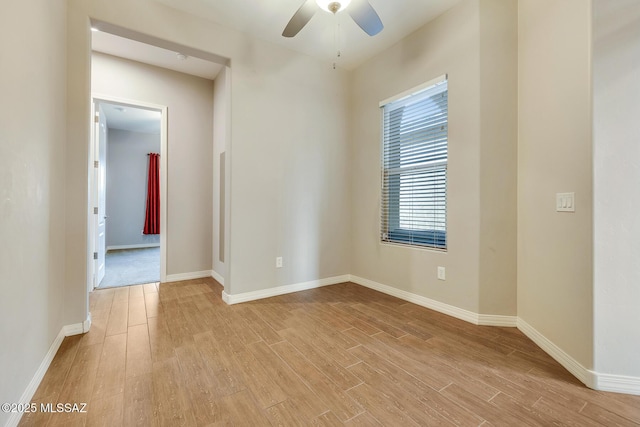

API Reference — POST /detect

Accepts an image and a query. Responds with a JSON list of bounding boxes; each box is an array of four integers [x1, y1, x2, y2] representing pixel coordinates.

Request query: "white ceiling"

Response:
[[92, 30, 224, 80], [100, 102, 162, 134], [91, 1, 462, 75], [91, 1, 461, 132], [153, 0, 463, 69]]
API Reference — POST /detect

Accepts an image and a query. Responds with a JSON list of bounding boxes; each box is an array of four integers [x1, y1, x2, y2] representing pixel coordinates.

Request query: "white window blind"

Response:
[[381, 77, 448, 250]]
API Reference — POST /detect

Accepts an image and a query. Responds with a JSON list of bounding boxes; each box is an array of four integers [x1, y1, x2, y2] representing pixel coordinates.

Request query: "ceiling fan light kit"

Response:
[[283, 0, 383, 38], [316, 0, 351, 14]]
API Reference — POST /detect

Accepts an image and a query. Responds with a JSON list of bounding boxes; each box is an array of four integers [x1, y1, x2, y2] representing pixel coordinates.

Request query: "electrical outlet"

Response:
[[276, 257, 283, 268], [437, 266, 446, 281]]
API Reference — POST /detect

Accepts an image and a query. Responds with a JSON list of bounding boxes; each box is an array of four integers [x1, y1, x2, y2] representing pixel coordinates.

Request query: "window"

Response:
[[380, 76, 448, 250]]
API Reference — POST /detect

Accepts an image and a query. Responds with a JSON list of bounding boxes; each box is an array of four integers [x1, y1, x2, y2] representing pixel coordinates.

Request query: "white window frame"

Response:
[[379, 75, 448, 251]]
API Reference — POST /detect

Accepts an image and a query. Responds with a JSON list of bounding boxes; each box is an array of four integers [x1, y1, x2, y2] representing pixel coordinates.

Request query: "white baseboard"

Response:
[[221, 291, 231, 305], [349, 275, 517, 327], [517, 318, 640, 395], [477, 313, 518, 327], [165, 270, 214, 283], [211, 270, 225, 286], [6, 317, 89, 427], [594, 373, 640, 396], [516, 318, 596, 389], [83, 312, 92, 333], [62, 323, 84, 336], [222, 274, 350, 305], [106, 243, 160, 251]]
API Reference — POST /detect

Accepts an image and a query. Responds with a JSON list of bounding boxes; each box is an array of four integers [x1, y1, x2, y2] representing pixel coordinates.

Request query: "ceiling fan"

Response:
[[283, 0, 383, 38]]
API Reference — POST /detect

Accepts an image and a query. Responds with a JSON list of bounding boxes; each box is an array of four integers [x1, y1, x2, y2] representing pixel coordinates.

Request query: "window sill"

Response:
[[379, 240, 448, 253]]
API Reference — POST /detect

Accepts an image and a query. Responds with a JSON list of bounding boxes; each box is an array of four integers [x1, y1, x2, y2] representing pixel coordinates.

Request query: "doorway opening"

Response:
[[86, 20, 230, 304], [89, 97, 168, 291]]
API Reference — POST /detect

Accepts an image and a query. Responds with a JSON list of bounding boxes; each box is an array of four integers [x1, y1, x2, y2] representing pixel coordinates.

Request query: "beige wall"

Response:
[[518, 0, 594, 369], [478, 0, 518, 315], [92, 52, 214, 276], [593, 0, 640, 379], [350, 0, 517, 315], [228, 54, 351, 293], [0, 0, 68, 422], [212, 67, 230, 281]]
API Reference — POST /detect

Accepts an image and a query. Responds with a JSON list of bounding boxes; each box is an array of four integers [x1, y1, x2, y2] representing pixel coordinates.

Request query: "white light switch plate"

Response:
[[556, 192, 575, 212]]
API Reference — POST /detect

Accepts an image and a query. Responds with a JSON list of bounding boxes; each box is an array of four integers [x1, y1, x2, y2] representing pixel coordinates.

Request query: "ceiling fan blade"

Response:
[[348, 0, 383, 36], [282, 0, 319, 37]]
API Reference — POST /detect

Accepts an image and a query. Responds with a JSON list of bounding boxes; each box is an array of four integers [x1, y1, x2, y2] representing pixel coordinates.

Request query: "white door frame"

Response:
[[94, 102, 107, 287], [87, 94, 168, 293]]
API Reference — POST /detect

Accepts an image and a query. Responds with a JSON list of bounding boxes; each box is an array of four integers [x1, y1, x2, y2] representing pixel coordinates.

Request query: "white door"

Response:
[[95, 103, 107, 286]]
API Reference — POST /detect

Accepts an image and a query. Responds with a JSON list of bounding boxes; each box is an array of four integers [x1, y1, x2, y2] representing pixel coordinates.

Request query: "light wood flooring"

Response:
[[19, 279, 640, 426]]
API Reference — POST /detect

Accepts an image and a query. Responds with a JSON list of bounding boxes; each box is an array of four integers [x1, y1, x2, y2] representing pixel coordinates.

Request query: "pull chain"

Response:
[[333, 17, 341, 70]]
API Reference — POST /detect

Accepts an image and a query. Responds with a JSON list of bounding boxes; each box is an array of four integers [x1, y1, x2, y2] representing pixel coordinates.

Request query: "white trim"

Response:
[[594, 373, 640, 396], [63, 323, 84, 337], [477, 314, 518, 327], [349, 275, 517, 327], [6, 319, 88, 427], [106, 243, 160, 251], [90, 20, 230, 67], [165, 270, 213, 283], [211, 270, 225, 286], [222, 65, 233, 307], [83, 312, 92, 333], [221, 291, 231, 305], [516, 317, 596, 389], [222, 275, 350, 305], [159, 106, 168, 283], [518, 319, 640, 394], [90, 94, 168, 285], [88, 100, 97, 294], [379, 74, 448, 107]]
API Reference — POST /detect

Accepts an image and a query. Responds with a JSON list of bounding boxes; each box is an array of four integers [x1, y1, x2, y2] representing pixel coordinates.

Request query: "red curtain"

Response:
[[143, 153, 160, 235]]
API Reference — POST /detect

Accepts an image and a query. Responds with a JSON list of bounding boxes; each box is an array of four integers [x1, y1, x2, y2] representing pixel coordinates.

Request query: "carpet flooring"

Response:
[[99, 247, 160, 288]]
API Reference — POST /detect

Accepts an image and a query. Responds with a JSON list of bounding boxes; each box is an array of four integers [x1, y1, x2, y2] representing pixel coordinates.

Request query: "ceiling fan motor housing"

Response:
[[328, 2, 341, 13], [316, 0, 351, 13]]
